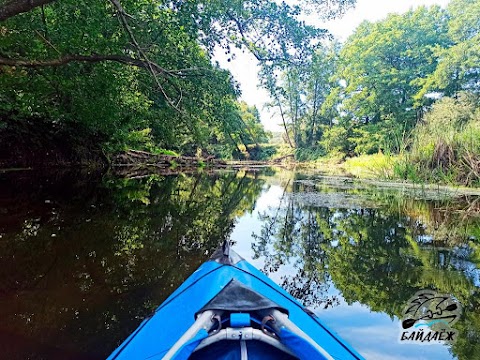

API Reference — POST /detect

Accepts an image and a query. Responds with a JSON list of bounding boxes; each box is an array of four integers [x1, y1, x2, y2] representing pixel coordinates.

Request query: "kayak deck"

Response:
[[108, 244, 364, 360]]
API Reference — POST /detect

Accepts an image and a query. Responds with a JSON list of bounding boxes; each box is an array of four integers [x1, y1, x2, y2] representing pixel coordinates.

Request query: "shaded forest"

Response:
[[0, 0, 354, 166]]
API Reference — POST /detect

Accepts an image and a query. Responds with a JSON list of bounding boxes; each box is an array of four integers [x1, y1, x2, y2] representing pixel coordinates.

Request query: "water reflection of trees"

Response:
[[252, 181, 335, 308], [0, 170, 264, 359], [252, 178, 480, 359]]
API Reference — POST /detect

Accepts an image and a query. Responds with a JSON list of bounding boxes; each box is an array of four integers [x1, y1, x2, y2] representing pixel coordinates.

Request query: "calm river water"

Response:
[[1, 168, 479, 359]]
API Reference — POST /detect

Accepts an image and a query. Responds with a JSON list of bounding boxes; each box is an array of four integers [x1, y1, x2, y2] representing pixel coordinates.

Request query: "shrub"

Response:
[[295, 148, 326, 161], [407, 92, 480, 185], [319, 125, 352, 155]]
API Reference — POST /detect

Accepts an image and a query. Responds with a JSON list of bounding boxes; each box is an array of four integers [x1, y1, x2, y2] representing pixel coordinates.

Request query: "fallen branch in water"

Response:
[[112, 150, 227, 168]]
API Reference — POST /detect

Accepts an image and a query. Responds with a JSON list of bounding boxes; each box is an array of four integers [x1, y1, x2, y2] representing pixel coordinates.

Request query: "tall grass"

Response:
[[397, 93, 480, 186], [344, 153, 396, 179]]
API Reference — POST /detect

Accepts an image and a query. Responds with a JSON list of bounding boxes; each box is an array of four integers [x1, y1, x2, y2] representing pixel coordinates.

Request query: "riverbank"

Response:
[[291, 152, 480, 190], [0, 118, 108, 169], [0, 120, 222, 170], [2, 131, 479, 195]]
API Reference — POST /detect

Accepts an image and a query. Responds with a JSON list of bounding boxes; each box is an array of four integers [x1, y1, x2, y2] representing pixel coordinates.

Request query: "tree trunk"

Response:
[[275, 96, 294, 148], [310, 78, 319, 146]]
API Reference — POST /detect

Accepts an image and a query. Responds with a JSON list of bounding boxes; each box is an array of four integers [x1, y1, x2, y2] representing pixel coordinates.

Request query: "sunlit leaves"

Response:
[[262, 43, 340, 149], [418, 0, 480, 96], [339, 6, 450, 129]]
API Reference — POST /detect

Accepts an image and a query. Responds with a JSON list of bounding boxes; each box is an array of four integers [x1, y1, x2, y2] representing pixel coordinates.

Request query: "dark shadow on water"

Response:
[[0, 169, 264, 359]]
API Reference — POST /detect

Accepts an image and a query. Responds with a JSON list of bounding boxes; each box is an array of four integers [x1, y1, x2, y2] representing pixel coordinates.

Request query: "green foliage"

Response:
[[121, 128, 156, 153], [327, 5, 452, 160], [406, 92, 480, 185], [392, 158, 421, 182], [260, 2, 480, 188], [349, 127, 380, 155], [263, 5, 455, 159], [294, 148, 325, 162], [336, 1, 480, 172], [262, 43, 340, 149], [238, 102, 270, 145], [248, 144, 277, 161], [343, 153, 395, 179], [156, 149, 179, 156], [3, 0, 479, 174], [319, 124, 352, 155], [0, 0, 355, 161], [0, 0, 245, 157], [417, 0, 480, 97]]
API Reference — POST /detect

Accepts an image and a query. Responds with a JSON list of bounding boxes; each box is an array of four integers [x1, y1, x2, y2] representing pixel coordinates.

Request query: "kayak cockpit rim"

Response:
[[160, 277, 336, 360], [161, 307, 335, 360]]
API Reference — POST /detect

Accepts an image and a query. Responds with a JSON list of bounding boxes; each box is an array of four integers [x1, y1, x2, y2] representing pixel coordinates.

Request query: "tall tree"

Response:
[[337, 6, 450, 151], [262, 43, 340, 149], [416, 0, 480, 98]]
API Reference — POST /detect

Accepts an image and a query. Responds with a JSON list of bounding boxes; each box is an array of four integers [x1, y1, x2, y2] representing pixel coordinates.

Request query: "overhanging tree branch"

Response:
[[108, 0, 183, 109], [0, 0, 197, 110], [0, 0, 211, 111], [0, 53, 169, 72], [0, 0, 55, 21], [225, 11, 294, 65], [0, 54, 211, 78]]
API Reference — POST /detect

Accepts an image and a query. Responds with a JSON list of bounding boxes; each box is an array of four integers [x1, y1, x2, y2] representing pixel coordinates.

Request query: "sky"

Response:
[[215, 0, 451, 132]]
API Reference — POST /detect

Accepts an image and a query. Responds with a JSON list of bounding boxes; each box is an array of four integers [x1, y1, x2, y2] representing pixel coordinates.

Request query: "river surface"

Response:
[[1, 168, 479, 360]]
